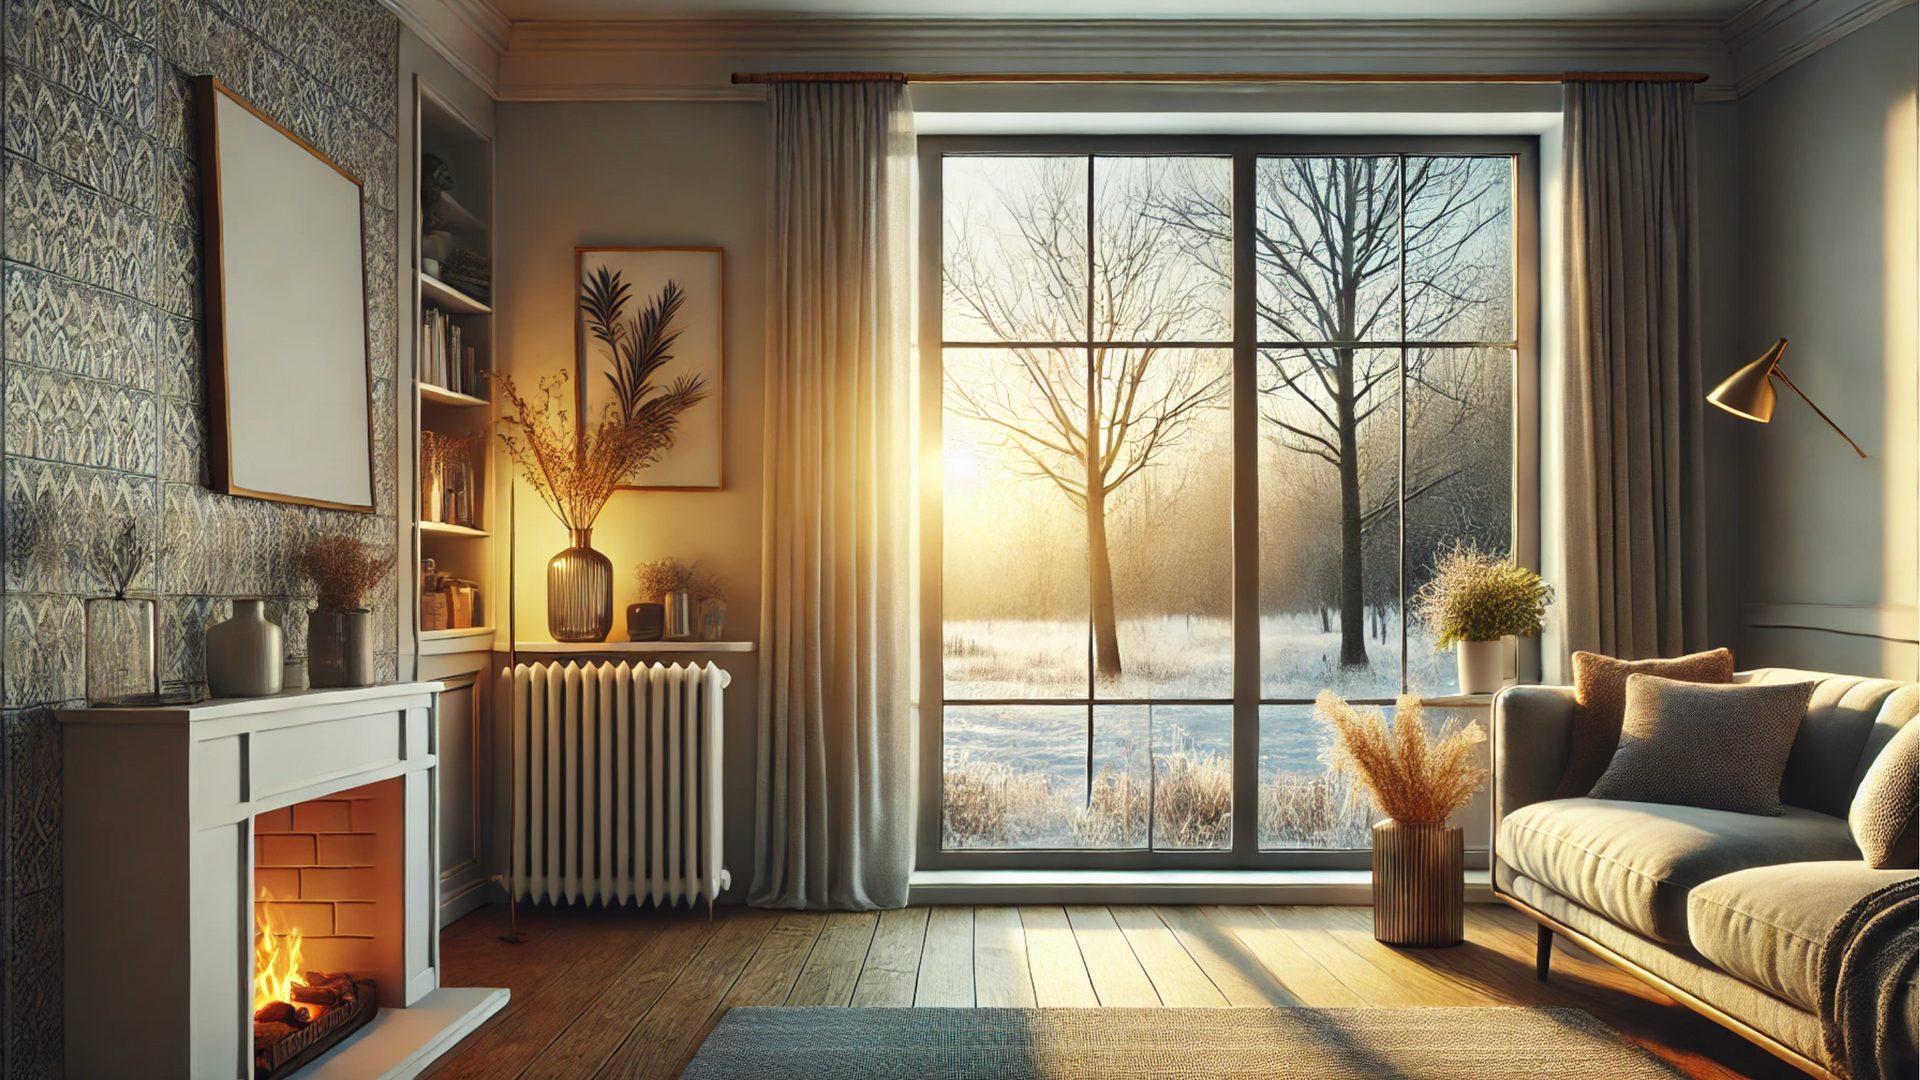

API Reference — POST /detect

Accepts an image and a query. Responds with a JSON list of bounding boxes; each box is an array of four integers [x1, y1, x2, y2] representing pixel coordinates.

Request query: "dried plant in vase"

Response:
[[83, 519, 164, 705], [1411, 542, 1552, 695], [1318, 691, 1487, 946], [495, 357, 705, 643], [295, 534, 391, 689]]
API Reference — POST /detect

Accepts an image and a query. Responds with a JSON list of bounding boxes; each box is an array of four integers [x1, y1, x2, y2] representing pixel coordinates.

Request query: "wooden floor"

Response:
[[424, 903, 1808, 1080]]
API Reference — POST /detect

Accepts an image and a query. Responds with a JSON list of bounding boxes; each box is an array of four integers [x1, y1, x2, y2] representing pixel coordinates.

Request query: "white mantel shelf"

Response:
[[60, 682, 448, 723], [511, 640, 754, 654]]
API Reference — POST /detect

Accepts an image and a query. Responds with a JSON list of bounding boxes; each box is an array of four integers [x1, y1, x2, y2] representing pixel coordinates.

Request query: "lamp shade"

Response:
[[1707, 338, 1787, 423]]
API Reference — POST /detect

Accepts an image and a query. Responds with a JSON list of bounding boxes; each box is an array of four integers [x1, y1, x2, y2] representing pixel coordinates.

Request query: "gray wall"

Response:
[[494, 101, 769, 899], [1735, 6, 1919, 679], [0, 0, 401, 1072]]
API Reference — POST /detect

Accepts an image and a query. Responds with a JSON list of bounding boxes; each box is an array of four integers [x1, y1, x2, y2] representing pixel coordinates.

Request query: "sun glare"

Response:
[[944, 445, 983, 489]]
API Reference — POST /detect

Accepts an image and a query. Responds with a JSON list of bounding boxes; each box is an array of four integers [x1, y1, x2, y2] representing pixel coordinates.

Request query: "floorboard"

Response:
[[972, 906, 1036, 1007], [914, 906, 975, 1007], [433, 903, 1810, 1080]]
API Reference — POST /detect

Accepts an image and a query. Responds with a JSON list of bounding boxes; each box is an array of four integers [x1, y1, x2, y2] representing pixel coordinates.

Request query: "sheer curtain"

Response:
[[751, 81, 915, 910], [1559, 79, 1709, 664]]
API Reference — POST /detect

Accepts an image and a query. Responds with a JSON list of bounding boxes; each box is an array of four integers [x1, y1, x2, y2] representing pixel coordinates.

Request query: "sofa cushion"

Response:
[[1553, 648, 1735, 799], [1739, 669, 1910, 818], [1850, 719, 1919, 869], [1587, 676, 1814, 816], [1498, 797, 1860, 944], [1688, 862, 1917, 1010]]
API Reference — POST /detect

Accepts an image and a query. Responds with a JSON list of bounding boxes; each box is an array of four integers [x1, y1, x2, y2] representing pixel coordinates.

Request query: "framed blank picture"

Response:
[[575, 247, 724, 490], [198, 77, 374, 512]]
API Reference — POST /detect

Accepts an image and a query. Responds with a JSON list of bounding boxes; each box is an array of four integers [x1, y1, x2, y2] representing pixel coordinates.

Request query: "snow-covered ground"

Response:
[[939, 612, 1472, 848]]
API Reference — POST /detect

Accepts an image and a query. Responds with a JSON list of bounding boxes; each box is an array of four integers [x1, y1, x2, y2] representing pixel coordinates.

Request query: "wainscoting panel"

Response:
[[0, 0, 401, 1073]]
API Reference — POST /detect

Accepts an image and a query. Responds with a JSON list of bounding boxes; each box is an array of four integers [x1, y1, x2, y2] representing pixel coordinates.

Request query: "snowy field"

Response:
[[939, 613, 1474, 849]]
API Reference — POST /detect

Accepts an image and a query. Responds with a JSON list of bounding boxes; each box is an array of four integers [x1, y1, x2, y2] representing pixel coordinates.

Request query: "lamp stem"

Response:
[[1771, 365, 1870, 458]]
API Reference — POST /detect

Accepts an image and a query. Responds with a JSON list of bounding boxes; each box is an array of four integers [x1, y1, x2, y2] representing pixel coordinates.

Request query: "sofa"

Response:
[[1492, 667, 1918, 1080]]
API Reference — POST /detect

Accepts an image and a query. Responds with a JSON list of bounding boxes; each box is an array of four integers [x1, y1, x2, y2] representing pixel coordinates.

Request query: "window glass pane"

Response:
[[1143, 704, 1233, 849], [1258, 346, 1402, 700], [1093, 156, 1232, 343], [1258, 703, 1374, 849], [943, 705, 1149, 849], [943, 156, 1088, 343], [944, 348, 1090, 699], [1101, 348, 1233, 700], [1404, 346, 1515, 697], [1404, 157, 1514, 344], [1256, 157, 1402, 344]]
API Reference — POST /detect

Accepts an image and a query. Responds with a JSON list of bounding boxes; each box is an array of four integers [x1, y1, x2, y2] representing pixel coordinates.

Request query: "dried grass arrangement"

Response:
[[1317, 691, 1486, 825], [493, 364, 705, 531], [634, 558, 691, 603], [634, 558, 726, 603], [295, 534, 391, 613], [1411, 542, 1553, 648]]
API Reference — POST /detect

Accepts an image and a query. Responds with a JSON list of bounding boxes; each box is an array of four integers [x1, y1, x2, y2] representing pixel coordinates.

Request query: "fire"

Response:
[[254, 888, 308, 1013]]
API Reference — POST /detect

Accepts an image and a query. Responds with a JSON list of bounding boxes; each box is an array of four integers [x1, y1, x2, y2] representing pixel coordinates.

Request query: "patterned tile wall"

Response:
[[0, 0, 400, 1073]]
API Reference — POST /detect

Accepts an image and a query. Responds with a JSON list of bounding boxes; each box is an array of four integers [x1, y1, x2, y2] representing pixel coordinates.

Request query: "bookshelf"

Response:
[[413, 81, 494, 645]]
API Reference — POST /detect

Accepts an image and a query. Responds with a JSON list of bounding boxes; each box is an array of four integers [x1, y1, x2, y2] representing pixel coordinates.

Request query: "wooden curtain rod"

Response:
[[731, 71, 1710, 85]]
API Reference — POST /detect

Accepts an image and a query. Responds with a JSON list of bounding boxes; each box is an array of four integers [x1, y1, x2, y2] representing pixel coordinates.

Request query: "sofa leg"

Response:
[[1535, 923, 1553, 981]]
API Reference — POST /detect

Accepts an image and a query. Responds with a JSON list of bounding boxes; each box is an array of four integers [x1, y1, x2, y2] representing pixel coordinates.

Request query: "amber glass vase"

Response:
[[548, 527, 613, 642]]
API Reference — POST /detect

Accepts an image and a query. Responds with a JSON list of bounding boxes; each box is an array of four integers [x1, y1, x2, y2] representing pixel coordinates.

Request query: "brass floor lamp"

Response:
[[1707, 338, 1871, 458]]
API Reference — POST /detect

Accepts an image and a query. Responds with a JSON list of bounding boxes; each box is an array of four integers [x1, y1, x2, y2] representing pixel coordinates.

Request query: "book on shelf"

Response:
[[419, 308, 476, 397]]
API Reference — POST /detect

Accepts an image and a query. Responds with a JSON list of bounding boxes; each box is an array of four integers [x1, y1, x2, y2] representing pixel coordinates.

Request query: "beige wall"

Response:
[[495, 101, 769, 895], [1735, 7, 1919, 679]]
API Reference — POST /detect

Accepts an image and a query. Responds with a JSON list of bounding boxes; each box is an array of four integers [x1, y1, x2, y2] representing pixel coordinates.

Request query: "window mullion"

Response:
[[1230, 151, 1260, 864]]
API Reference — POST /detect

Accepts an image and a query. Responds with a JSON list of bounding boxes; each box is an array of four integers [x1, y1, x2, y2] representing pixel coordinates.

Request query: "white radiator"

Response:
[[500, 660, 731, 910]]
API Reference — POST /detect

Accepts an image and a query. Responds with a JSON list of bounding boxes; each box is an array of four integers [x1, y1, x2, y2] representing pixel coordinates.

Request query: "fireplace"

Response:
[[61, 683, 507, 1079], [251, 780, 405, 1076]]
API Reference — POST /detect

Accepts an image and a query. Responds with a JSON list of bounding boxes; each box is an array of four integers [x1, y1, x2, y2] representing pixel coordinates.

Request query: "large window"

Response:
[[922, 138, 1530, 865]]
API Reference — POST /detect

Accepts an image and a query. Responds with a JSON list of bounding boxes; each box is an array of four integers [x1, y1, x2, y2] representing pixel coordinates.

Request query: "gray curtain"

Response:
[[751, 81, 915, 910], [1560, 79, 1709, 664]]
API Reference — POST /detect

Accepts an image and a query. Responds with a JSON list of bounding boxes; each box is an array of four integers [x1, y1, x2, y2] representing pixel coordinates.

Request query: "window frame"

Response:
[[915, 134, 1541, 871]]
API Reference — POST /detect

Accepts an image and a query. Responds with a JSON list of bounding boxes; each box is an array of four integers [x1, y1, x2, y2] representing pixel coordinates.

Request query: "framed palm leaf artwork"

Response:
[[575, 246, 725, 489]]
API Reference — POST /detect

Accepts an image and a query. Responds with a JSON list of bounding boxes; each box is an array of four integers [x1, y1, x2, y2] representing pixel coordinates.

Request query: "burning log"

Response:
[[253, 975, 379, 1080]]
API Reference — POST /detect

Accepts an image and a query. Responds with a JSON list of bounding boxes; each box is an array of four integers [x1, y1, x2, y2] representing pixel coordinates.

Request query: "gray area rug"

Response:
[[681, 1007, 1685, 1079]]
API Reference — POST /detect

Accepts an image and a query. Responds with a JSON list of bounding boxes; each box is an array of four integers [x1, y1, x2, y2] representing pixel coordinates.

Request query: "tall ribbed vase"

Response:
[[1371, 819, 1465, 946], [548, 527, 613, 642]]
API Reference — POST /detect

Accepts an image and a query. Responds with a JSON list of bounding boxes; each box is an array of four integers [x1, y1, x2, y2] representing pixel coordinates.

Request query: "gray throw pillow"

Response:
[[1587, 675, 1815, 816], [1849, 720, 1918, 868]]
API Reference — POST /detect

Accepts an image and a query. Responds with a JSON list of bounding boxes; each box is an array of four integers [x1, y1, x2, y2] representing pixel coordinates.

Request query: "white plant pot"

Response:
[[1456, 639, 1505, 695]]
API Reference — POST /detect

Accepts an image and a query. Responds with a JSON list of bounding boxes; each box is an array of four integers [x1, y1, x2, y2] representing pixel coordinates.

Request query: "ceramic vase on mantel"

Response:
[[205, 599, 284, 698], [309, 609, 374, 688], [1455, 639, 1504, 695], [1371, 819, 1465, 946], [549, 527, 613, 642]]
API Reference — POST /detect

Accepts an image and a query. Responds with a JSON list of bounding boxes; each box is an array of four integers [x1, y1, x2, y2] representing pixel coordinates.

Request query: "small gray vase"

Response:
[[309, 609, 374, 688], [205, 599, 284, 698]]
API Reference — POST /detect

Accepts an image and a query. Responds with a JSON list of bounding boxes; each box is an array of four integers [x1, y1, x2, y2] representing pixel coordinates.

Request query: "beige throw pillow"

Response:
[[1849, 720, 1918, 869], [1586, 675, 1815, 816]]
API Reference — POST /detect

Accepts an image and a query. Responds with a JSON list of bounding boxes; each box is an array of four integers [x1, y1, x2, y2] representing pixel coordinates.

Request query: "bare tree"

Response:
[[1152, 156, 1507, 668], [943, 158, 1231, 679]]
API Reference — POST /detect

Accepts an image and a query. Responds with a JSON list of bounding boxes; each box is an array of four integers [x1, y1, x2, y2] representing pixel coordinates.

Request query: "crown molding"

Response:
[[387, 3, 1915, 104], [1724, 0, 1913, 94], [382, 0, 508, 95], [494, 17, 1737, 101]]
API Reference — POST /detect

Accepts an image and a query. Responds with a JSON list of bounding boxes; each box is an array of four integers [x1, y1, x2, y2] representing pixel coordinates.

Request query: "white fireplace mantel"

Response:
[[60, 682, 507, 1080]]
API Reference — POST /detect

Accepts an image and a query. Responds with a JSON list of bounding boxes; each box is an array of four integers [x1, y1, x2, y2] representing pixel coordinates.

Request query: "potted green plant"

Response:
[[1319, 691, 1487, 946], [1411, 544, 1553, 695]]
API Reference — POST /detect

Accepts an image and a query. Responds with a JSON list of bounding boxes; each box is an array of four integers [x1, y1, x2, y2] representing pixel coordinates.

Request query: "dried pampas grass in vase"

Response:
[[1318, 691, 1486, 947], [295, 534, 391, 689]]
